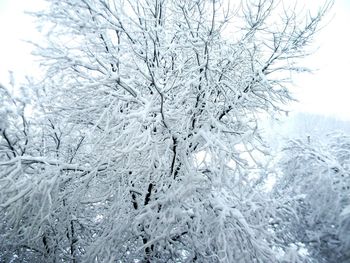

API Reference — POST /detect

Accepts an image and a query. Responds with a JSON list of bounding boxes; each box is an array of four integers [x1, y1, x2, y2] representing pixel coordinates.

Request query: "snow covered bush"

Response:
[[275, 133, 350, 263]]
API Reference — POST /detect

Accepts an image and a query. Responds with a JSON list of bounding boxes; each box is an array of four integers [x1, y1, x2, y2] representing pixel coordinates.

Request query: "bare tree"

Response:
[[1, 0, 332, 262]]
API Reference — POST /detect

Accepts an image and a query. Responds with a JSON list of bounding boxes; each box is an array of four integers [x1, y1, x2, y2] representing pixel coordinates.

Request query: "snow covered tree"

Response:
[[0, 80, 91, 262], [1, 0, 332, 262], [274, 134, 350, 263]]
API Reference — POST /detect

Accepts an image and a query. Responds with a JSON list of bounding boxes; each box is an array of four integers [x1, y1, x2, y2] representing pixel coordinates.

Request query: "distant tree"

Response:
[[1, 0, 332, 262], [274, 133, 350, 263]]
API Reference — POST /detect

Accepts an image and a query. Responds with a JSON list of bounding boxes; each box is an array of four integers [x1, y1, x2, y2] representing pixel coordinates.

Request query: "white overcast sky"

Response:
[[0, 0, 349, 120]]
